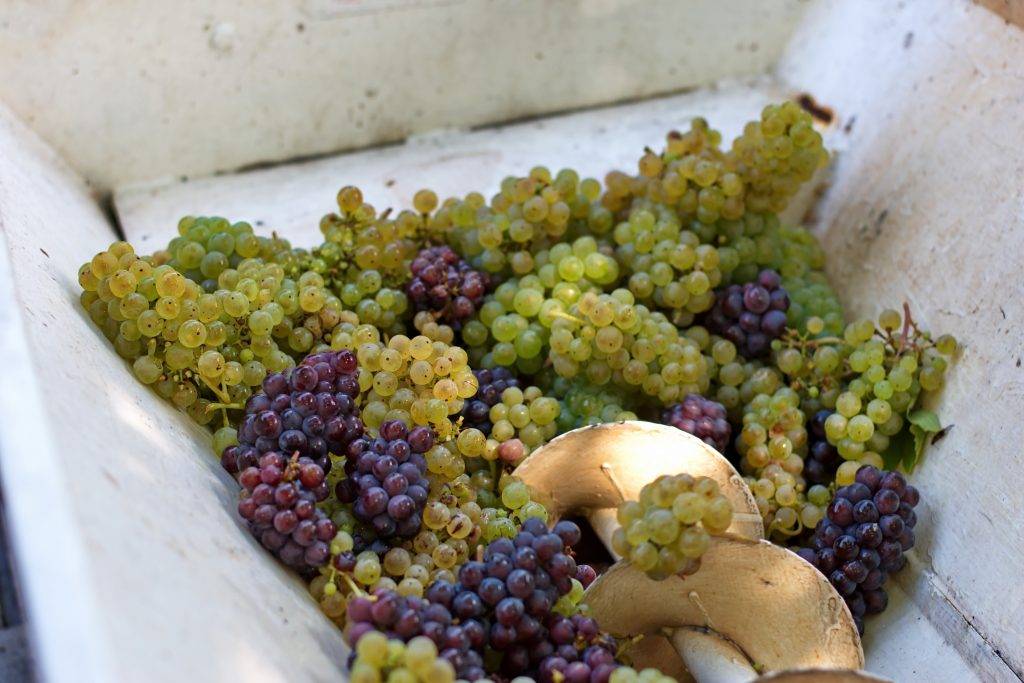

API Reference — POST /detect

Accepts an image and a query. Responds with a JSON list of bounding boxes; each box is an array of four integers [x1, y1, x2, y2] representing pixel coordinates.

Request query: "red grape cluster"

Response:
[[334, 420, 434, 539], [406, 245, 490, 328], [661, 394, 732, 453], [804, 409, 841, 486], [224, 350, 364, 475], [236, 452, 337, 572], [798, 466, 920, 634], [344, 518, 615, 681], [346, 588, 483, 675], [460, 367, 522, 433], [705, 269, 790, 357], [222, 351, 364, 573]]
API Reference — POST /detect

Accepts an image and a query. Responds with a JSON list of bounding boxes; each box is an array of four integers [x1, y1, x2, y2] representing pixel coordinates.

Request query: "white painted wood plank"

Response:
[[778, 0, 1024, 679], [0, 0, 808, 192], [0, 104, 348, 682], [116, 79, 787, 245]]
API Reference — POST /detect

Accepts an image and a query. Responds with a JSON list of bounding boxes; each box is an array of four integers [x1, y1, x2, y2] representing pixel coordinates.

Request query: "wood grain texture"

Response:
[[778, 0, 1024, 679]]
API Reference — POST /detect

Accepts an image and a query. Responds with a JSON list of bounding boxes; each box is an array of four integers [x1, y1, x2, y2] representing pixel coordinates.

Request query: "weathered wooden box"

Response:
[[0, 1, 1020, 681]]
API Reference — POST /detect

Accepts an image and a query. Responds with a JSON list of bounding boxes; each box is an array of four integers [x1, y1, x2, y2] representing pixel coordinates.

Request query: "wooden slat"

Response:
[[779, 0, 1024, 679]]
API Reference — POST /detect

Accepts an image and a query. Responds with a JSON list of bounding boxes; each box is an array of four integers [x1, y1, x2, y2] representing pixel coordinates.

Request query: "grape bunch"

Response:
[[818, 309, 957, 464], [704, 269, 790, 358], [611, 202, 722, 322], [545, 288, 714, 405], [555, 378, 639, 431], [235, 450, 338, 572], [223, 350, 364, 475], [798, 465, 920, 634], [348, 633, 457, 683], [611, 474, 733, 580], [407, 246, 491, 328], [345, 519, 613, 681], [661, 394, 731, 453], [336, 327, 478, 443], [335, 420, 435, 539], [460, 370, 561, 463], [78, 219, 350, 442], [602, 102, 826, 226], [314, 185, 417, 334], [735, 383, 826, 537], [440, 167, 605, 279]]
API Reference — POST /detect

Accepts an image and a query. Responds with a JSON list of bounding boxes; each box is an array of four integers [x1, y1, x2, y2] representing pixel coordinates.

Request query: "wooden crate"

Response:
[[0, 1, 1020, 681]]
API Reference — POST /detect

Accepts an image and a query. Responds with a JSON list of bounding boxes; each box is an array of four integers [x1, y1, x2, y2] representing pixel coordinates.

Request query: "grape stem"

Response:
[[768, 515, 804, 538], [336, 570, 368, 598], [206, 401, 243, 412], [198, 374, 233, 404], [548, 310, 586, 326]]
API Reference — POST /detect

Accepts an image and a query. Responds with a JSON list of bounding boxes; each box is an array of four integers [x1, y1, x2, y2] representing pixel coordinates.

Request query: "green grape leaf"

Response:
[[883, 429, 914, 471], [906, 425, 929, 472], [908, 410, 942, 433], [899, 410, 944, 472]]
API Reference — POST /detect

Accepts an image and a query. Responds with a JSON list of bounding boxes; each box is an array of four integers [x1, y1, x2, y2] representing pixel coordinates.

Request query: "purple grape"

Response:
[[702, 269, 790, 357], [805, 410, 841, 485], [661, 394, 731, 453], [802, 467, 925, 636], [406, 245, 492, 328], [341, 525, 622, 681]]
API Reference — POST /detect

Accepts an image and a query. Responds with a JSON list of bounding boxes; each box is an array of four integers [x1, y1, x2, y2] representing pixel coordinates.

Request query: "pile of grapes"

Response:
[[78, 101, 956, 681]]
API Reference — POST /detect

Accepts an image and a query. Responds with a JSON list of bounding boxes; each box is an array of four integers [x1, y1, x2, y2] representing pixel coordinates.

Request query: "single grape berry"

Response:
[[801, 465, 920, 634], [406, 246, 491, 328], [662, 394, 731, 453], [705, 269, 790, 358]]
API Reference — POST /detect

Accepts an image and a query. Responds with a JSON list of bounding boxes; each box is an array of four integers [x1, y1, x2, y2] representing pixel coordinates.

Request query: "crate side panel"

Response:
[[115, 79, 785, 244], [0, 0, 806, 192], [0, 107, 347, 681], [779, 0, 1024, 678]]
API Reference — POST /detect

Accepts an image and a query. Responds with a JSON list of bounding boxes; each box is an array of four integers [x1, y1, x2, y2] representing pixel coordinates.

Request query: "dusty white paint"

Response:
[[778, 0, 1024, 679], [0, 104, 349, 682], [0, 0, 807, 193], [115, 79, 787, 245]]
